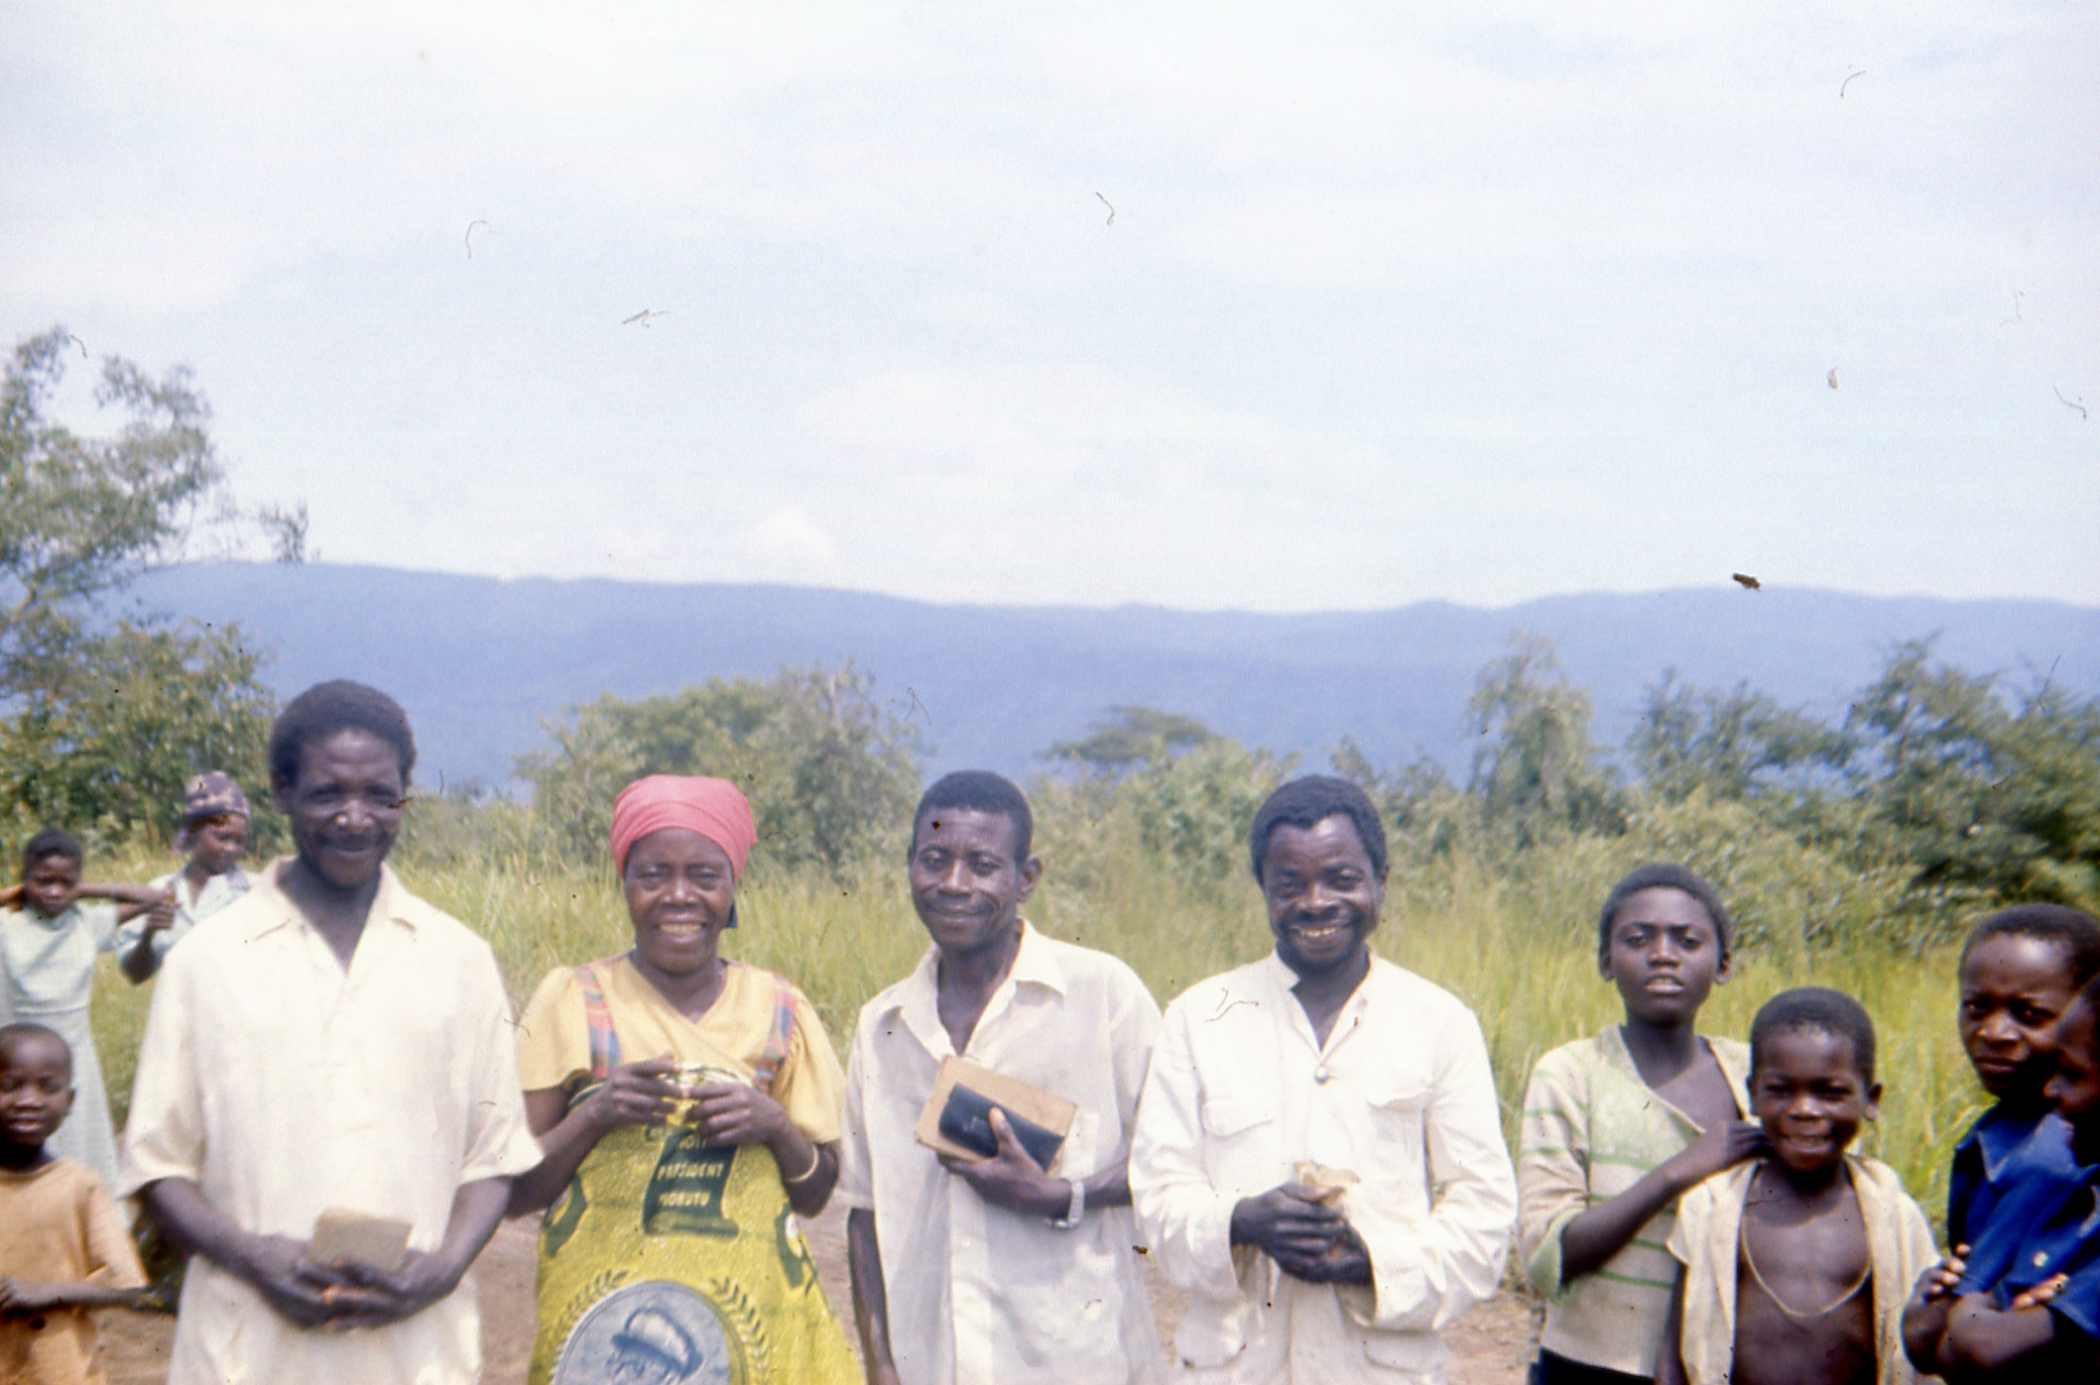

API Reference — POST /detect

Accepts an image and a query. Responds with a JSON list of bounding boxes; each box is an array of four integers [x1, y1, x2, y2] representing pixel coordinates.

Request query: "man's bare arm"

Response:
[[847, 1208, 902, 1385], [1654, 1274, 1689, 1385]]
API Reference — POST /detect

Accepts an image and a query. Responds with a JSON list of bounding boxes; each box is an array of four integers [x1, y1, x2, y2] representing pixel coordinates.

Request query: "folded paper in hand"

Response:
[[914, 1056, 1076, 1173], [310, 1208, 413, 1273]]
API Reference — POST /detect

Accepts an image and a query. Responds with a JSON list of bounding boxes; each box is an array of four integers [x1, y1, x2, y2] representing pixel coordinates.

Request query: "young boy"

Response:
[[116, 771, 253, 983], [1519, 863, 1765, 1384], [1945, 905, 2100, 1250], [1661, 988, 1937, 1385], [1, 830, 167, 1188], [0, 1022, 149, 1385], [1903, 973, 2100, 1378]]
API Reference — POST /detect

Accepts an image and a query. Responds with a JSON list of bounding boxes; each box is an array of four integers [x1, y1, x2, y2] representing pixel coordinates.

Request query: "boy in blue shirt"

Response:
[[1905, 973, 2100, 1378]]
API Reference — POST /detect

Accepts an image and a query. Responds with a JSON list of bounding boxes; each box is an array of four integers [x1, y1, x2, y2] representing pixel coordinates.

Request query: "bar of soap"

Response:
[[1292, 1161, 1360, 1206], [310, 1208, 413, 1273]]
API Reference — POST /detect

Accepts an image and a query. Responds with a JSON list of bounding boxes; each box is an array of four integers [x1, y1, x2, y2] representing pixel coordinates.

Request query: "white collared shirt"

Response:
[[120, 858, 543, 1385], [1130, 952, 1516, 1383], [838, 921, 1166, 1385]]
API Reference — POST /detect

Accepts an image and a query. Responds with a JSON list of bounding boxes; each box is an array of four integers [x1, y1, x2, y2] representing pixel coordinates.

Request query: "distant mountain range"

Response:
[[124, 564, 2100, 793]]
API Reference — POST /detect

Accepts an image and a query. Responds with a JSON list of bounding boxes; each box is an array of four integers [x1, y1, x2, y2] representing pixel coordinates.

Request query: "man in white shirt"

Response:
[[121, 681, 543, 1385], [1130, 775, 1516, 1383], [840, 771, 1165, 1385]]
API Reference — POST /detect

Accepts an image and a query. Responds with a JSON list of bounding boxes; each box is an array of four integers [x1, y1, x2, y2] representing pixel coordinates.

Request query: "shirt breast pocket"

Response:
[[1361, 1081, 1434, 1190], [1200, 1098, 1276, 1181]]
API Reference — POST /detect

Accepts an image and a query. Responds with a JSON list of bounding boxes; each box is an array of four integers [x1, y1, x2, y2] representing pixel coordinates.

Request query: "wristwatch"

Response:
[[1049, 1179, 1086, 1229]]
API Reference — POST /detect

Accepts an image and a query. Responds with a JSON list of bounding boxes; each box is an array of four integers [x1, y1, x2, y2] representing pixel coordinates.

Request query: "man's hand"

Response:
[[324, 1250, 464, 1328], [2011, 1274, 2069, 1311], [1659, 1120, 1766, 1189], [1902, 1246, 1972, 1371], [940, 1108, 1067, 1217], [1275, 1221, 1373, 1284], [581, 1056, 683, 1134], [1231, 1182, 1353, 1273], [232, 1234, 352, 1329], [0, 1276, 62, 1312], [690, 1082, 792, 1148], [143, 894, 177, 933]]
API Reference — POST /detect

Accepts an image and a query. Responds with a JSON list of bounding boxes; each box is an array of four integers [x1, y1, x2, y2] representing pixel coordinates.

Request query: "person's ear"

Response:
[[1714, 950, 1734, 986], [1015, 854, 1043, 903], [270, 771, 297, 817], [1865, 1079, 1884, 1121]]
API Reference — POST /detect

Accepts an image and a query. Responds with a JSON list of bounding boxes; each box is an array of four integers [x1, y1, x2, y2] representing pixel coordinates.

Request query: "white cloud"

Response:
[[745, 505, 840, 574]]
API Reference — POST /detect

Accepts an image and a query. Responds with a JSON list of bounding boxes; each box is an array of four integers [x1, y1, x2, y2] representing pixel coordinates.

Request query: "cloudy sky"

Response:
[[5, 3, 2095, 611]]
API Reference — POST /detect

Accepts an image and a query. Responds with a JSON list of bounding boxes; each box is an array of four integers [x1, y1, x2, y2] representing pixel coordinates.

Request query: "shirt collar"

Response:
[[1960, 1105, 2056, 1180], [242, 856, 418, 942], [884, 919, 1058, 1059], [1596, 1023, 1752, 1123]]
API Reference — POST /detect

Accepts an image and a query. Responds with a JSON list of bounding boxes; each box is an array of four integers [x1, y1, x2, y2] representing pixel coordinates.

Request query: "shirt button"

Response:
[[1313, 1067, 1331, 1084], [2034, 1252, 2049, 1267]]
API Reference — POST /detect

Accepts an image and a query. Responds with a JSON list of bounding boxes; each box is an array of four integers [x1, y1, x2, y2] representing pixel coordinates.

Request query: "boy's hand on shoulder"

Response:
[[1661, 1119, 1766, 1189], [0, 1276, 61, 1312]]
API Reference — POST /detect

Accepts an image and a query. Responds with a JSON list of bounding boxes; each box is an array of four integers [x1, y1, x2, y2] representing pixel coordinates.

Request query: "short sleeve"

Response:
[[836, 1015, 875, 1211], [456, 942, 546, 1183], [82, 1174, 148, 1290], [119, 941, 206, 1196], [1517, 1049, 1591, 1300], [516, 967, 592, 1093], [771, 986, 846, 1144], [80, 901, 122, 953]]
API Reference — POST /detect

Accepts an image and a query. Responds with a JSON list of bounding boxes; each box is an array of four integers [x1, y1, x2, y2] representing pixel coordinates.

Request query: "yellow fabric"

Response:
[[517, 955, 844, 1144], [517, 954, 856, 1385], [0, 1157, 146, 1385]]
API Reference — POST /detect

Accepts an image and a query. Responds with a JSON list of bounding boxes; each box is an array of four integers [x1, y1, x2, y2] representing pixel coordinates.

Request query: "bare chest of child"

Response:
[[1731, 1171, 1876, 1385]]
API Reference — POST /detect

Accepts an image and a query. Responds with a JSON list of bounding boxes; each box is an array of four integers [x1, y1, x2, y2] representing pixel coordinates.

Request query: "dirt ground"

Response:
[[95, 1206, 1542, 1382]]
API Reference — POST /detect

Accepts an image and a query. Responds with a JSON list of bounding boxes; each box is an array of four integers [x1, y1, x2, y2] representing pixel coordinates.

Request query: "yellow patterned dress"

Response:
[[516, 955, 860, 1385]]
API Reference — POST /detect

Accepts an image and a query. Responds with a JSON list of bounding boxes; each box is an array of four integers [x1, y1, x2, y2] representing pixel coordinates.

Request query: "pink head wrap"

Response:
[[608, 775, 759, 879]]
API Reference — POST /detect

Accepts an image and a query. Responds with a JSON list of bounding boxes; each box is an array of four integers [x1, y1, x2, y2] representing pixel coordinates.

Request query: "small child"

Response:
[[0, 1022, 149, 1385], [1945, 904, 2100, 1251], [1903, 972, 2100, 1378], [1661, 987, 1937, 1385], [1518, 863, 1765, 1385], [116, 772, 253, 983], [0, 829, 169, 1189]]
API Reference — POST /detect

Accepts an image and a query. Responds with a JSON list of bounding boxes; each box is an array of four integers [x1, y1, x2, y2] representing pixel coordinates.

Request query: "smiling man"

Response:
[[120, 681, 542, 1385], [839, 771, 1164, 1384], [1130, 775, 1516, 1383]]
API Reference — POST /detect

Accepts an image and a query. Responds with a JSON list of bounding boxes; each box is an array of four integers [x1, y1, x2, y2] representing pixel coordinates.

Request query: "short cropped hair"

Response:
[[2071, 975, 2100, 1063], [21, 827, 83, 874], [0, 1021, 71, 1076], [1750, 986, 1877, 1083], [267, 680, 416, 787], [1598, 863, 1734, 960], [912, 771, 1034, 862], [1959, 903, 2100, 990], [1248, 776, 1387, 884]]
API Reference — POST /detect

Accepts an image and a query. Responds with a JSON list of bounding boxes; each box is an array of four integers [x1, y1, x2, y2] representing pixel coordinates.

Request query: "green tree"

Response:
[[1629, 673, 1850, 804], [0, 619, 276, 843], [1046, 706, 1217, 777], [519, 662, 925, 876], [1, 327, 282, 844], [1845, 641, 2100, 911], [1466, 634, 1625, 846]]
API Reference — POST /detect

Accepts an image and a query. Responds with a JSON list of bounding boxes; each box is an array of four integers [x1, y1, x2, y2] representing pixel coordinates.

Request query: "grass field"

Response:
[[83, 829, 1986, 1239]]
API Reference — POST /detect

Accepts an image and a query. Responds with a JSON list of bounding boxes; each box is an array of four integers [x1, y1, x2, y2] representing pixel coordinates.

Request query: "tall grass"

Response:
[[82, 825, 1980, 1239]]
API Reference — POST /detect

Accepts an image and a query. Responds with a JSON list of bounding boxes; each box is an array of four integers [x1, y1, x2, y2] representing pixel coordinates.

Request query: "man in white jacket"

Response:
[[1130, 775, 1516, 1383]]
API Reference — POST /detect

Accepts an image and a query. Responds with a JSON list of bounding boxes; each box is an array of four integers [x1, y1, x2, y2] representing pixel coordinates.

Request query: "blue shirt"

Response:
[[1958, 1155, 2100, 1347], [1947, 1106, 2084, 1250]]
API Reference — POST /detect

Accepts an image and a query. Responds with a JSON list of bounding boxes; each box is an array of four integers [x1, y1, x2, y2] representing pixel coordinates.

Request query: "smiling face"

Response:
[[187, 814, 249, 877], [623, 828, 737, 978], [1959, 933, 2081, 1108], [1260, 815, 1385, 981], [1601, 886, 1731, 1026], [0, 1030, 74, 1157], [1751, 1025, 1880, 1175], [21, 854, 79, 919], [273, 728, 405, 890], [908, 807, 1039, 959], [2043, 999, 2100, 1165]]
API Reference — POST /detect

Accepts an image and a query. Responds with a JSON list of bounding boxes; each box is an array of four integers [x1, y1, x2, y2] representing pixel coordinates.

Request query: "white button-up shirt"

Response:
[[838, 922, 1166, 1384], [120, 859, 544, 1385], [1130, 952, 1516, 1383]]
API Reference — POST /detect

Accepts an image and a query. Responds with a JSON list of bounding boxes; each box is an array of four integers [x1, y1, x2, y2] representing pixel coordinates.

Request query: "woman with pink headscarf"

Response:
[[510, 775, 859, 1385]]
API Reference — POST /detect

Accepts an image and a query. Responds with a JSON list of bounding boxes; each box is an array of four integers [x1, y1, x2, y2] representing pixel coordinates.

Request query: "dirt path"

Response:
[[97, 1208, 1541, 1382]]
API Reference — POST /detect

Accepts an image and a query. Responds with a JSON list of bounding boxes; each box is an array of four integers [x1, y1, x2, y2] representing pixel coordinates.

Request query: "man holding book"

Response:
[[839, 771, 1165, 1384], [119, 682, 542, 1385]]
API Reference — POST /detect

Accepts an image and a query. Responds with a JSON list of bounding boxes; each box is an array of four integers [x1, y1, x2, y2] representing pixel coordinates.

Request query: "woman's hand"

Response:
[[689, 1082, 793, 1148], [580, 1056, 684, 1135]]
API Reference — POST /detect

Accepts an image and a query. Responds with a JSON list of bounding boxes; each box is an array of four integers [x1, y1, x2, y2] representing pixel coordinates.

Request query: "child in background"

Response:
[[1517, 864, 1764, 1385], [0, 1022, 149, 1385], [1904, 972, 2100, 1377], [0, 830, 169, 1189], [115, 772, 252, 983], [1945, 904, 2100, 1251], [1661, 987, 1937, 1385]]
